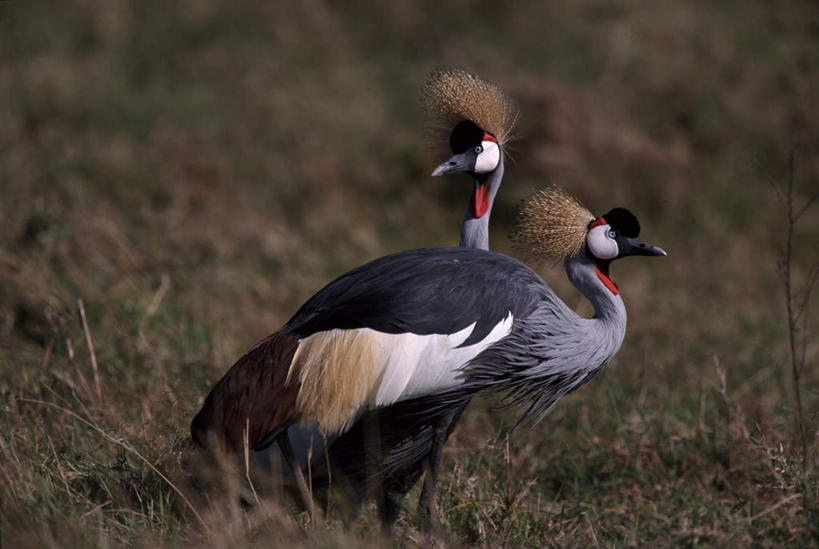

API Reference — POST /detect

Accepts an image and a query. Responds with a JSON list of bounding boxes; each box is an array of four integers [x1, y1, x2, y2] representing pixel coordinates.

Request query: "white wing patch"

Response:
[[290, 313, 514, 433]]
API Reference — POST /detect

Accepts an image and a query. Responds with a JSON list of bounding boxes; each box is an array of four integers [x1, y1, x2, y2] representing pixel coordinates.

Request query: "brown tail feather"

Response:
[[191, 329, 300, 452]]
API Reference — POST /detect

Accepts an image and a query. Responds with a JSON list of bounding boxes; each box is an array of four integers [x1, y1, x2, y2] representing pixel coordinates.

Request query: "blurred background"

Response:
[[1, 1, 817, 546]]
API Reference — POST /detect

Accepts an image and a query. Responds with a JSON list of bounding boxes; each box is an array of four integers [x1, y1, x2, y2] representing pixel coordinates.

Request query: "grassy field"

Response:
[[1, 1, 818, 546]]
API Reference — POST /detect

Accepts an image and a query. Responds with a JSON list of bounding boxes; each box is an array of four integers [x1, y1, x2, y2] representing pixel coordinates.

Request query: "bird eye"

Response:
[[474, 145, 483, 154], [608, 229, 617, 239]]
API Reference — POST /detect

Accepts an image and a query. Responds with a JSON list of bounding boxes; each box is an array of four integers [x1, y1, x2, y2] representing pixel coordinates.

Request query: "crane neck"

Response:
[[459, 155, 504, 250], [564, 250, 626, 324], [460, 246, 629, 425]]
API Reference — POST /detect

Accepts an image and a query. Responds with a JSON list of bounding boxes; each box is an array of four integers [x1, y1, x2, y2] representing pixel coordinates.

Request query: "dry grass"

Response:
[[1, 0, 818, 546]]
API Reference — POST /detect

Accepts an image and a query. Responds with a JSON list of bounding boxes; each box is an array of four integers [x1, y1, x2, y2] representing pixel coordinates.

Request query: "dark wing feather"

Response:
[[191, 329, 300, 452], [285, 247, 546, 346]]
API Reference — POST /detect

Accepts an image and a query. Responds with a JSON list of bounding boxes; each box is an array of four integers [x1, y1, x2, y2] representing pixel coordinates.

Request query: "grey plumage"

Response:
[[464, 249, 627, 425]]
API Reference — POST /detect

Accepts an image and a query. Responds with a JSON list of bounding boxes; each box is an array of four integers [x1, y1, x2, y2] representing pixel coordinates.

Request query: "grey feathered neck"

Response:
[[464, 248, 627, 426], [459, 155, 504, 250], [564, 249, 626, 322]]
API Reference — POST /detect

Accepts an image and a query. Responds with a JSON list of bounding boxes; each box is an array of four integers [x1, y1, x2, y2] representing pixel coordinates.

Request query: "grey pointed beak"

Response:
[[622, 237, 667, 257], [431, 151, 474, 177]]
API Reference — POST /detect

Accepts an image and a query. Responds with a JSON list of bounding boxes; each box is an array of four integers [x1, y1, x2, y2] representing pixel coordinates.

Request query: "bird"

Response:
[[190, 185, 666, 529], [305, 68, 518, 525], [299, 68, 519, 526], [192, 69, 518, 525]]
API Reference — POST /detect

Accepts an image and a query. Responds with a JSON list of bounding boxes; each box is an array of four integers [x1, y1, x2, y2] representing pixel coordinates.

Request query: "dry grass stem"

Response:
[[76, 299, 102, 402]]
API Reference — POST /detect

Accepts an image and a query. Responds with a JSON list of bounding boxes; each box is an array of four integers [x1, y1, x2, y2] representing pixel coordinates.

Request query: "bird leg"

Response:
[[418, 402, 468, 532], [377, 486, 402, 538], [275, 432, 318, 522], [418, 422, 449, 532]]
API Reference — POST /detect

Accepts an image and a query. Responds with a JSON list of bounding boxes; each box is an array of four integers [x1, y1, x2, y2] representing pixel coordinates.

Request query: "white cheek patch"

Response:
[[587, 225, 619, 260], [474, 140, 500, 174]]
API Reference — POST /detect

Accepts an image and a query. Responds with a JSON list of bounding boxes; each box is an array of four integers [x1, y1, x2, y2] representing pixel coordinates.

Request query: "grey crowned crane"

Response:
[[193, 69, 518, 526], [305, 69, 518, 525], [191, 186, 666, 528]]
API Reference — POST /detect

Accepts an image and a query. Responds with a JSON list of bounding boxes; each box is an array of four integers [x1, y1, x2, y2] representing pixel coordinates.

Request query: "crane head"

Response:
[[586, 208, 667, 261], [512, 185, 666, 263], [585, 208, 666, 294], [430, 120, 501, 177], [423, 69, 516, 178]]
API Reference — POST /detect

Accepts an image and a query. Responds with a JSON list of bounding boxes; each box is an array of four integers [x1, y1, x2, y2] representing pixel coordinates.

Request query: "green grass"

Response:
[[1, 0, 818, 546]]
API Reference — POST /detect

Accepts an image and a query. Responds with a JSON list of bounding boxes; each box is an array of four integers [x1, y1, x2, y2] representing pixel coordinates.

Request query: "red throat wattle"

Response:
[[471, 182, 490, 218], [595, 266, 619, 295]]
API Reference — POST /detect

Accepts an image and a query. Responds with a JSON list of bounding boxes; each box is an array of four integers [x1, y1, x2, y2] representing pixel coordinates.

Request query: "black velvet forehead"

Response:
[[602, 208, 640, 237], [449, 120, 484, 154]]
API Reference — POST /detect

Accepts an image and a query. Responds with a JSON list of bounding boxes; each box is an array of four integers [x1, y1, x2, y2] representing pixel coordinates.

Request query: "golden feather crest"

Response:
[[422, 69, 517, 146], [512, 186, 595, 260]]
